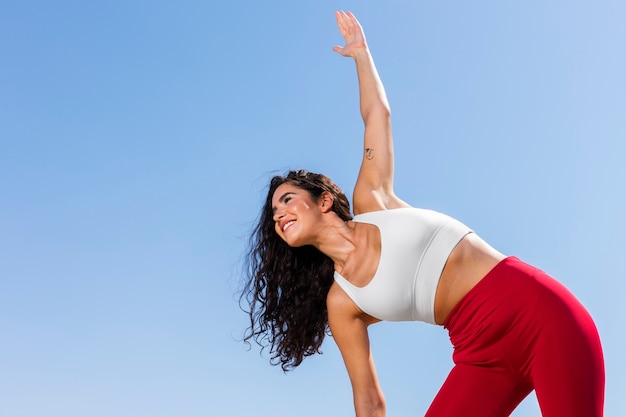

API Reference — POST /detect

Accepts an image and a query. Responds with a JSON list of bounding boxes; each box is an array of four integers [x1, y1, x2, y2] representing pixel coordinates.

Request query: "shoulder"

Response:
[[327, 283, 381, 326], [327, 283, 358, 315], [352, 187, 412, 215]]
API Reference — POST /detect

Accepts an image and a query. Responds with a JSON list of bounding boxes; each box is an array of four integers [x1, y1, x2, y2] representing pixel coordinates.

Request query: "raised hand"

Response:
[[332, 11, 368, 57]]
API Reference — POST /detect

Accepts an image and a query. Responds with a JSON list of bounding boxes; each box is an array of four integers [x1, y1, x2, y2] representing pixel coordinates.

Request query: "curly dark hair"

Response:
[[240, 169, 352, 371]]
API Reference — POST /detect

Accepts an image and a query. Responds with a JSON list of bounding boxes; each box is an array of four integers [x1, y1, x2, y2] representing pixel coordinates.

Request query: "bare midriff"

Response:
[[433, 233, 507, 325]]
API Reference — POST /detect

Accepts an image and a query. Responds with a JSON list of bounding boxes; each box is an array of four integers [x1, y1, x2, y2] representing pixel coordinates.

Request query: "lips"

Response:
[[282, 220, 296, 232]]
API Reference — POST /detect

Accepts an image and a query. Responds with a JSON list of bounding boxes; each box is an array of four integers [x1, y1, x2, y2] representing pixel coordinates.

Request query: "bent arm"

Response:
[[327, 284, 386, 417], [334, 11, 408, 213]]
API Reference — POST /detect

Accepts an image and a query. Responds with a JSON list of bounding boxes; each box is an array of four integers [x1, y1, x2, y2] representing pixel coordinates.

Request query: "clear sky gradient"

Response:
[[1, 1, 625, 416]]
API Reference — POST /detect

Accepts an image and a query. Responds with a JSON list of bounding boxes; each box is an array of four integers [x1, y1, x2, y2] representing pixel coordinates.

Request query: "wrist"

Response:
[[351, 46, 371, 60]]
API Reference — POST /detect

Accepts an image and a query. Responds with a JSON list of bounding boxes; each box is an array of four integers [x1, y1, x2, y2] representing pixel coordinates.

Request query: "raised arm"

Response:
[[333, 11, 408, 214]]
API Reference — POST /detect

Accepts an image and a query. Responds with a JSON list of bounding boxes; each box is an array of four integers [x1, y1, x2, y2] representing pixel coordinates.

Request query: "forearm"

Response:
[[353, 380, 386, 417], [352, 48, 391, 123], [354, 392, 386, 417]]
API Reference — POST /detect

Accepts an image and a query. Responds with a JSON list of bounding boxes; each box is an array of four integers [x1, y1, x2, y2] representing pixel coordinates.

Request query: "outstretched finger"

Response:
[[346, 11, 361, 29], [335, 10, 349, 34]]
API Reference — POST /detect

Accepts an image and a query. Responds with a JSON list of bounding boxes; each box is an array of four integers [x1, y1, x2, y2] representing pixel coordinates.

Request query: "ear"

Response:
[[319, 191, 334, 213]]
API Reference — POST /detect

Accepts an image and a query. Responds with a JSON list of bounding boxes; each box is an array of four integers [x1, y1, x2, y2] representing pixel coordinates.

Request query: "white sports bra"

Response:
[[333, 208, 472, 324]]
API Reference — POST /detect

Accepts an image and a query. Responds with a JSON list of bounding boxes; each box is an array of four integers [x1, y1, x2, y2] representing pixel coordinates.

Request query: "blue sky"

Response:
[[1, 1, 624, 416]]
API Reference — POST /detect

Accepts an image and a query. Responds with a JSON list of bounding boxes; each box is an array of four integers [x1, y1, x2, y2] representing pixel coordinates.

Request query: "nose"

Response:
[[273, 207, 285, 222]]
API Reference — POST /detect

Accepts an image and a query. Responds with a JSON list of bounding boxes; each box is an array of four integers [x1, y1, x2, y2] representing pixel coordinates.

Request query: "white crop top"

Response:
[[333, 208, 472, 324]]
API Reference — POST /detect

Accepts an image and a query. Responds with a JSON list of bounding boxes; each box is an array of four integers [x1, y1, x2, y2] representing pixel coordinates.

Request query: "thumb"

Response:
[[332, 45, 344, 54]]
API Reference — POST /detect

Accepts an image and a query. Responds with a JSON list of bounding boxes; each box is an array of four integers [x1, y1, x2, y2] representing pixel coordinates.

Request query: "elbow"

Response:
[[362, 105, 391, 125], [355, 397, 386, 417]]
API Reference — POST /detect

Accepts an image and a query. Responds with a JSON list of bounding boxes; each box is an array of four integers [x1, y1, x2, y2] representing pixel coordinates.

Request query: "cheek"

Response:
[[290, 200, 310, 213], [274, 223, 286, 240]]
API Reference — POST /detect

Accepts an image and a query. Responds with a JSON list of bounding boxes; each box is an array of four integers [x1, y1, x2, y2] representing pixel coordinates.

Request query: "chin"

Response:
[[284, 236, 307, 248]]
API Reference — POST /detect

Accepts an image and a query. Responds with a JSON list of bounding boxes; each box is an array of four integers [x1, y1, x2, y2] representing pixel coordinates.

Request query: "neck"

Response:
[[313, 218, 358, 271]]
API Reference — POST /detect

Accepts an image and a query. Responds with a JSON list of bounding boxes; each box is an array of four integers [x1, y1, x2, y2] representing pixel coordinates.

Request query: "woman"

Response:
[[241, 11, 605, 417]]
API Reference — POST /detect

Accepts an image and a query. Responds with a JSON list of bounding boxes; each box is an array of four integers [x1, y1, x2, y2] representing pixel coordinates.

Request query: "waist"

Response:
[[434, 233, 506, 324]]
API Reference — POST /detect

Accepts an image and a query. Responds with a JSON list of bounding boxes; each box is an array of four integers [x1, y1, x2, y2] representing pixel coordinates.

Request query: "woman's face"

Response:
[[271, 183, 322, 247]]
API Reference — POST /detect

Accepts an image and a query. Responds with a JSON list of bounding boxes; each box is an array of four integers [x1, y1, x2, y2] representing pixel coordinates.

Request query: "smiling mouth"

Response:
[[282, 220, 296, 232]]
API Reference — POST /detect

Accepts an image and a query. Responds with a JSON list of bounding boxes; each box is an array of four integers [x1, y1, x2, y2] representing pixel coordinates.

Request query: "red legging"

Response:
[[425, 257, 605, 417]]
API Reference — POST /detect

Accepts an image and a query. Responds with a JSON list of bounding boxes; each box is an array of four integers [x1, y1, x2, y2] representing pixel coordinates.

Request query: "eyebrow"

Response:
[[272, 192, 295, 214]]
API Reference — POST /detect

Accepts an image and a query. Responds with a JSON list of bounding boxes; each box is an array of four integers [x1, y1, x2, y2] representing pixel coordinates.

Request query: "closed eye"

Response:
[[278, 192, 295, 205], [272, 191, 296, 215]]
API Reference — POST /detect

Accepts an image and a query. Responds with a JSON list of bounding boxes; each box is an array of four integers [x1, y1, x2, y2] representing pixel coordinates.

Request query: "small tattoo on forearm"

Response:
[[365, 148, 374, 160]]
